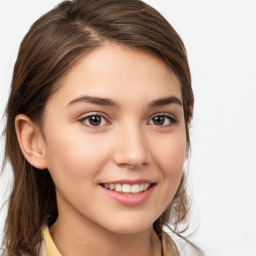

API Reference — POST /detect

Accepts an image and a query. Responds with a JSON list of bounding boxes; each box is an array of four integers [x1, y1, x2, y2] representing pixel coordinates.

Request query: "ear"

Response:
[[15, 114, 47, 170]]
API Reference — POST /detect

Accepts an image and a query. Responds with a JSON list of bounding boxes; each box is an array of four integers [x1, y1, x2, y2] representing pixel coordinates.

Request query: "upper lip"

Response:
[[99, 179, 156, 185]]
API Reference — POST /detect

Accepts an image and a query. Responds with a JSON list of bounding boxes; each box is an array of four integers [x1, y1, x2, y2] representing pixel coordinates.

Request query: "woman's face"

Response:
[[41, 43, 187, 234]]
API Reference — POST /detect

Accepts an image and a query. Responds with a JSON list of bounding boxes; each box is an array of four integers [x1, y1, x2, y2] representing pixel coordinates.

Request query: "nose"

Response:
[[113, 123, 151, 169]]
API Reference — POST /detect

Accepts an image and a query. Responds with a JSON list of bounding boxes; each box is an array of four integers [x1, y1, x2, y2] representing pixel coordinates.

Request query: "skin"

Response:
[[16, 43, 187, 256]]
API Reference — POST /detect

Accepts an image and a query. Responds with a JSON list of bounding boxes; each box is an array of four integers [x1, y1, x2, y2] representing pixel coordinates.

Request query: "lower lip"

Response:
[[100, 185, 155, 206]]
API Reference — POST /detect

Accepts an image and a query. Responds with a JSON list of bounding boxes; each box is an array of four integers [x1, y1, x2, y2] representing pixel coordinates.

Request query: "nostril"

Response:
[[120, 161, 148, 169]]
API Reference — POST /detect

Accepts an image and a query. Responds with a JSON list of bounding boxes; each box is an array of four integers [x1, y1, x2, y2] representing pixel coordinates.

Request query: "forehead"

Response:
[[48, 43, 182, 107]]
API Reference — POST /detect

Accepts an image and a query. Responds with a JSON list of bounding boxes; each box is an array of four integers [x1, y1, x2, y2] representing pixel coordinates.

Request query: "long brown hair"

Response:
[[2, 0, 195, 255]]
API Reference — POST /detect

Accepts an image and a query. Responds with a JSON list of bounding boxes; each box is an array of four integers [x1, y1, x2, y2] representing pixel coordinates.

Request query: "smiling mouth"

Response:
[[100, 183, 153, 194]]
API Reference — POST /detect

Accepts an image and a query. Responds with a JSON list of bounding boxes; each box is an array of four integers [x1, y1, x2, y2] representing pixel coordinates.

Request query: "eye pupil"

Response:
[[153, 116, 165, 125], [89, 116, 101, 126]]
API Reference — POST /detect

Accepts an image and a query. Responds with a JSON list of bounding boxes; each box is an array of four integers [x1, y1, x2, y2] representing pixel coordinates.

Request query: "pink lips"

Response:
[[99, 180, 155, 206]]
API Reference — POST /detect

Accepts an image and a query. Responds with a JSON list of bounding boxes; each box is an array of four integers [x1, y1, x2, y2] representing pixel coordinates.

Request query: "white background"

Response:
[[0, 0, 256, 255]]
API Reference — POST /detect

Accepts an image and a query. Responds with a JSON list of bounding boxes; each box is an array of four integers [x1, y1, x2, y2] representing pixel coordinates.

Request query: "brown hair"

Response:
[[2, 0, 196, 255]]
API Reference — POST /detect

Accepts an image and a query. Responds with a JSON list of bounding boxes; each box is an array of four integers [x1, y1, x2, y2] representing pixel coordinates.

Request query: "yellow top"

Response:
[[41, 226, 62, 256], [41, 226, 178, 256]]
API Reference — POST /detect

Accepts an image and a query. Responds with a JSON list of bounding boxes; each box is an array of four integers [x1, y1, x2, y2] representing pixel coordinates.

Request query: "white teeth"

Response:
[[103, 183, 151, 193], [131, 184, 140, 193], [109, 184, 115, 190], [122, 184, 131, 193], [115, 183, 122, 192], [144, 183, 150, 190], [139, 184, 144, 192]]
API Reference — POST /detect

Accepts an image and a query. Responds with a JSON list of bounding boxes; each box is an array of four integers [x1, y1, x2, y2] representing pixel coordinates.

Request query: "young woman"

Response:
[[2, 0, 202, 255]]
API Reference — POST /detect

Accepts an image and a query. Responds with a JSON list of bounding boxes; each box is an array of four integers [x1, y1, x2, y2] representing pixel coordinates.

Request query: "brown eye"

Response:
[[80, 115, 108, 127], [148, 115, 177, 126], [152, 116, 165, 125], [88, 116, 101, 126]]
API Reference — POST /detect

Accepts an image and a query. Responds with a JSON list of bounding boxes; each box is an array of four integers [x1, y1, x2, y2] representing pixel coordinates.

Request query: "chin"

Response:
[[102, 214, 157, 235]]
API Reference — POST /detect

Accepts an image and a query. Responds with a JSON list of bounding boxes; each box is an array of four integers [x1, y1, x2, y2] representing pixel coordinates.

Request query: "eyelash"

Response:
[[78, 113, 109, 128], [148, 114, 177, 127], [78, 113, 177, 128]]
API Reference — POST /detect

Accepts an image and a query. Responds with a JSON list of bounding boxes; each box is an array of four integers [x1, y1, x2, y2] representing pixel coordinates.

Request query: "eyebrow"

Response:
[[150, 96, 183, 107], [67, 96, 119, 108], [67, 95, 182, 108]]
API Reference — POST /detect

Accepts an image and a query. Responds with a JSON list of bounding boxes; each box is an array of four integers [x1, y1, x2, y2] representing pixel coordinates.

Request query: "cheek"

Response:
[[44, 128, 111, 182], [153, 131, 187, 176], [151, 131, 187, 205], [43, 133, 112, 212]]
